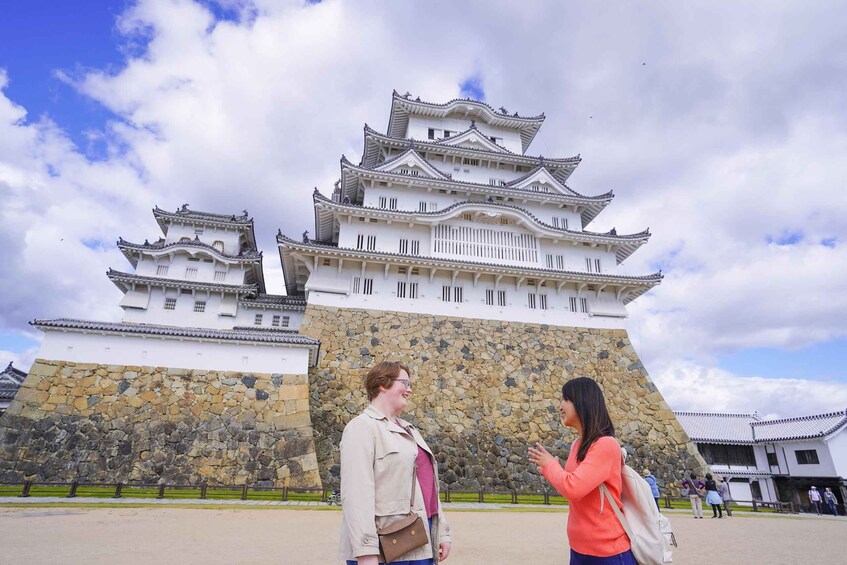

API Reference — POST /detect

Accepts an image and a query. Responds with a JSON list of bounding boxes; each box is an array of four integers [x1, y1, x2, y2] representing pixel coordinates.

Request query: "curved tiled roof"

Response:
[[238, 294, 308, 311], [0, 362, 26, 402], [311, 192, 648, 265], [341, 155, 612, 203], [152, 205, 255, 240], [751, 410, 847, 442], [118, 238, 261, 266], [31, 318, 320, 347], [107, 269, 257, 295], [388, 91, 545, 153], [674, 410, 847, 444], [361, 125, 580, 181]]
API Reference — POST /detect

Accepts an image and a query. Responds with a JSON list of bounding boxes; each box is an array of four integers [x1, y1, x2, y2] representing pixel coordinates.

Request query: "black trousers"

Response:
[[711, 504, 723, 517]]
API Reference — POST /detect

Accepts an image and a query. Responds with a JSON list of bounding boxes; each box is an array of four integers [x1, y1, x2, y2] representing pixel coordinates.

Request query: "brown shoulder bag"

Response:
[[376, 464, 428, 563]]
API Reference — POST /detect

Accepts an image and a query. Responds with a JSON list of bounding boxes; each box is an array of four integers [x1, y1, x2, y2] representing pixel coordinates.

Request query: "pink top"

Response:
[[415, 446, 438, 518]]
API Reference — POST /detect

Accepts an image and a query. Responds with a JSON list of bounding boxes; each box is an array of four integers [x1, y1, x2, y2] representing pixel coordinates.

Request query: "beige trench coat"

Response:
[[339, 405, 451, 562]]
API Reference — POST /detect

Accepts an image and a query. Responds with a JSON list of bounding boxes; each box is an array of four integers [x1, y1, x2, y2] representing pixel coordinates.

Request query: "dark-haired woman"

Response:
[[704, 473, 723, 518], [339, 361, 451, 564], [528, 377, 634, 564]]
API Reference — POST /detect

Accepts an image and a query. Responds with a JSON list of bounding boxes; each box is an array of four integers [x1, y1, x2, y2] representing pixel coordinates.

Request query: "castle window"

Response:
[[281, 315, 290, 327], [272, 315, 280, 327], [193, 300, 206, 313], [442, 285, 463, 302], [352, 277, 360, 294], [552, 217, 569, 229], [569, 297, 577, 311], [462, 213, 473, 221], [485, 289, 495, 306], [498, 290, 507, 306], [409, 282, 418, 299], [185, 267, 198, 279], [585, 258, 601, 273], [527, 293, 537, 309], [540, 295, 548, 310], [254, 314, 263, 325], [157, 265, 169, 276], [428, 128, 435, 139], [389, 197, 398, 209], [398, 267, 408, 275], [164, 298, 177, 310], [462, 158, 479, 166], [580, 298, 588, 313], [363, 278, 374, 295], [212, 240, 224, 252], [796, 450, 819, 465], [379, 196, 386, 208], [397, 281, 407, 298], [399, 168, 420, 177], [369, 218, 378, 223], [428, 202, 437, 212], [214, 271, 226, 282], [443, 130, 451, 138], [411, 267, 420, 275], [419, 202, 427, 212], [188, 257, 200, 262], [323, 258, 331, 266], [367, 235, 376, 251], [194, 227, 204, 235]]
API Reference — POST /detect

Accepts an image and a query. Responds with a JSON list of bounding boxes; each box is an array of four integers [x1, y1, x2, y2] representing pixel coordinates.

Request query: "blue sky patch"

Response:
[[460, 75, 485, 101], [0, 331, 39, 354], [821, 237, 837, 248], [717, 337, 847, 381], [765, 230, 803, 246]]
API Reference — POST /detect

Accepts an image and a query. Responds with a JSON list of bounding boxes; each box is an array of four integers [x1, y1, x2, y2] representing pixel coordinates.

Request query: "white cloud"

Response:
[[1, 0, 846, 414]]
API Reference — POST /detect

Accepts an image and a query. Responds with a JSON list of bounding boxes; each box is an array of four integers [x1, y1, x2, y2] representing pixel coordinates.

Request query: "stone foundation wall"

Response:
[[0, 360, 321, 487], [300, 305, 706, 491]]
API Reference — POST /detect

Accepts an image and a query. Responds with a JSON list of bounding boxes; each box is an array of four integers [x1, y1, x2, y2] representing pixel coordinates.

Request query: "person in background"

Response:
[[528, 377, 635, 564], [808, 486, 823, 515], [717, 478, 732, 517], [642, 468, 661, 511], [823, 487, 839, 516], [339, 361, 452, 564], [703, 473, 723, 518], [682, 473, 705, 519]]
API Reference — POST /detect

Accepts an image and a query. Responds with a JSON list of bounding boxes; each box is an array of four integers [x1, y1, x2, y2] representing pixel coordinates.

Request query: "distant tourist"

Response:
[[682, 473, 705, 519], [703, 474, 723, 518], [642, 468, 661, 511], [823, 487, 839, 516], [808, 486, 823, 515], [528, 377, 636, 564], [339, 361, 452, 564], [717, 478, 732, 516]]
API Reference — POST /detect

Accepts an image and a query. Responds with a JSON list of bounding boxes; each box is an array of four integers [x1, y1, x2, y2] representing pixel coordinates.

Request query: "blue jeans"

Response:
[[570, 549, 637, 564]]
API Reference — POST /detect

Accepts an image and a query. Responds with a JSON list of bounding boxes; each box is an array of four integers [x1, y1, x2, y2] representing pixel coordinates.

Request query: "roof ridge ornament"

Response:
[[499, 106, 508, 114], [302, 231, 309, 243]]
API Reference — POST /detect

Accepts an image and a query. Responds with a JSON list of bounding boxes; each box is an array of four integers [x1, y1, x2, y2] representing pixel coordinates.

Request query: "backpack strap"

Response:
[[600, 483, 633, 542]]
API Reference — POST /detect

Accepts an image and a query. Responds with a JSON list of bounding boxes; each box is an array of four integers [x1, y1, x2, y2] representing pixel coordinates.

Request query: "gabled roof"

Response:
[[107, 269, 257, 295], [118, 238, 262, 266], [361, 125, 580, 183], [387, 91, 545, 153], [0, 362, 26, 402], [432, 124, 510, 153], [373, 149, 452, 180], [507, 166, 582, 197], [312, 192, 649, 264], [674, 409, 847, 444], [152, 205, 256, 247], [31, 319, 320, 365], [339, 157, 612, 228], [277, 233, 661, 299]]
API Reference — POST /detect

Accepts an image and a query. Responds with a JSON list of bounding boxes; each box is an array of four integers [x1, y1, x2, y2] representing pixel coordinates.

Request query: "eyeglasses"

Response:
[[393, 378, 412, 390]]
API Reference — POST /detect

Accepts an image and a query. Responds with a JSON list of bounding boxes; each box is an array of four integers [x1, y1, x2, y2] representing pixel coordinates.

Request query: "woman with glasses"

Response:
[[339, 361, 452, 565], [528, 377, 635, 564]]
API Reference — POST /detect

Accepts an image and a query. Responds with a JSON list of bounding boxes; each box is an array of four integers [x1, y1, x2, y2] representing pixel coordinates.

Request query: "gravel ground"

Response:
[[0, 506, 845, 564]]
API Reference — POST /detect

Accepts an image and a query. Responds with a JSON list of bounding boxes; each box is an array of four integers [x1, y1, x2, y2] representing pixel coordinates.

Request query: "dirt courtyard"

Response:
[[0, 506, 844, 564]]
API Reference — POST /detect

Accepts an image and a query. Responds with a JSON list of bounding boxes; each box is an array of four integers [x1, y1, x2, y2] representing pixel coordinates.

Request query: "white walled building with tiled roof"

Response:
[[0, 362, 27, 413], [675, 410, 847, 513], [31, 205, 318, 375], [278, 91, 661, 327]]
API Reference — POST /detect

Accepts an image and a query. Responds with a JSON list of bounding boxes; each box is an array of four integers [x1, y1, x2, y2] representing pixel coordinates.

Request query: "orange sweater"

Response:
[[541, 436, 630, 557]]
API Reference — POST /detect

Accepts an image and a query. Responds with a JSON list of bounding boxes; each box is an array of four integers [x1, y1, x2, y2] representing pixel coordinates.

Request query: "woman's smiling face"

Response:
[[382, 368, 412, 414]]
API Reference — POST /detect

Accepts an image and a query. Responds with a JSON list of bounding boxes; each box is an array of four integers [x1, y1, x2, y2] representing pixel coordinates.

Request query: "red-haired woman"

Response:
[[339, 361, 452, 565]]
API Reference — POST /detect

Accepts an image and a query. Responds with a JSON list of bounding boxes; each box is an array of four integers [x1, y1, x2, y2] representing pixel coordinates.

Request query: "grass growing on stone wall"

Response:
[[0, 484, 325, 502]]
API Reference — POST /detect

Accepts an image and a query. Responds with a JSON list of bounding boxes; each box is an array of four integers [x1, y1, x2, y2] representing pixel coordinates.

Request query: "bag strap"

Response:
[[409, 463, 418, 513], [600, 483, 633, 542]]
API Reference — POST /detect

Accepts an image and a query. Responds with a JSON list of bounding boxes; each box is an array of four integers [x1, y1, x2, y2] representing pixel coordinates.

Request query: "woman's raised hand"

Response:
[[527, 442, 556, 469]]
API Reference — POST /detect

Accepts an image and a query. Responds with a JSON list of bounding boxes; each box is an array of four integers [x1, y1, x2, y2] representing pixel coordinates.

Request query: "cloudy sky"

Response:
[[1, 0, 845, 418]]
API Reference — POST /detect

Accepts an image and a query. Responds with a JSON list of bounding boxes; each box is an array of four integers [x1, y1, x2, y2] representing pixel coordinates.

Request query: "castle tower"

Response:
[[281, 91, 704, 489]]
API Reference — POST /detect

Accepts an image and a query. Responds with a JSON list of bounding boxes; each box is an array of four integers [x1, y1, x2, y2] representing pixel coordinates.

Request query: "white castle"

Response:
[[34, 91, 660, 388]]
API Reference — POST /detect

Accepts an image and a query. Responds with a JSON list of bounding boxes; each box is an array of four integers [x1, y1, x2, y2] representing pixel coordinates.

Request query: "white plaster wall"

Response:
[[136, 253, 248, 284], [305, 265, 627, 329], [776, 439, 837, 477], [165, 224, 243, 254], [406, 116, 523, 153], [825, 429, 847, 478], [37, 330, 311, 374], [233, 307, 305, 331]]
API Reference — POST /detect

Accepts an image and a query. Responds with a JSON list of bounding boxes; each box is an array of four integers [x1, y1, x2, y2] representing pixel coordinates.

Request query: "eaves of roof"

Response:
[[312, 192, 649, 264], [118, 238, 262, 267], [107, 269, 257, 295]]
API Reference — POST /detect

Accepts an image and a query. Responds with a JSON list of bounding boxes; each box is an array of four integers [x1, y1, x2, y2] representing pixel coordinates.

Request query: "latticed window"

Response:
[[212, 240, 224, 252], [214, 271, 226, 282], [156, 265, 169, 276], [363, 278, 374, 295], [272, 315, 280, 327], [281, 315, 290, 327], [185, 267, 198, 279], [569, 297, 577, 312], [193, 301, 206, 313], [498, 290, 507, 307], [164, 298, 177, 310], [254, 314, 263, 325], [552, 217, 569, 230], [527, 293, 537, 309], [433, 225, 538, 264]]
